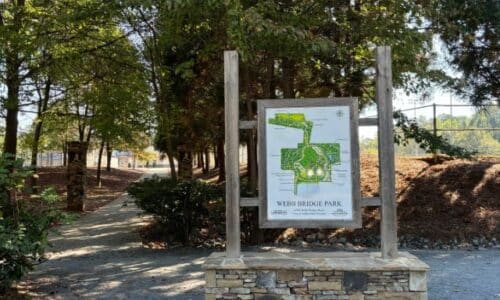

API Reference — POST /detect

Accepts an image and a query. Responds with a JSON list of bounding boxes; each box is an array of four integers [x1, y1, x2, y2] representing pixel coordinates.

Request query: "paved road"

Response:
[[18, 170, 500, 299], [415, 249, 500, 300]]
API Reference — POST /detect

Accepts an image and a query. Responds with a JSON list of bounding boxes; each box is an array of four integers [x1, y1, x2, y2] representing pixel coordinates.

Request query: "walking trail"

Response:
[[19, 169, 209, 300], [18, 169, 500, 300]]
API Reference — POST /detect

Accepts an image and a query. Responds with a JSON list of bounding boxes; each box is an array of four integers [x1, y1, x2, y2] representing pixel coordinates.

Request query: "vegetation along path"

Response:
[[18, 169, 209, 300], [17, 168, 500, 299]]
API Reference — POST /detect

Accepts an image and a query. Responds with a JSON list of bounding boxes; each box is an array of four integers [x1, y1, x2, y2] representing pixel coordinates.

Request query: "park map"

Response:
[[268, 113, 341, 194]]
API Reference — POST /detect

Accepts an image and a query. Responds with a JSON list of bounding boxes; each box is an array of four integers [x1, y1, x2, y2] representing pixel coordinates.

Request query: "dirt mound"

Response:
[[138, 155, 499, 250], [395, 156, 499, 241], [279, 155, 499, 248]]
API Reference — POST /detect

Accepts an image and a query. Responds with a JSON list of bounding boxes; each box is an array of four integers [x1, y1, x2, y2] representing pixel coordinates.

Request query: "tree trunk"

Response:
[[96, 139, 105, 187], [282, 57, 295, 98], [265, 56, 276, 99], [213, 145, 219, 168], [63, 142, 68, 166], [246, 137, 257, 194], [3, 1, 24, 159], [217, 137, 225, 183], [106, 142, 112, 171], [197, 152, 203, 168], [242, 63, 258, 195], [3, 34, 23, 222], [177, 144, 193, 180], [86, 127, 92, 144], [4, 63, 20, 158], [29, 120, 42, 192], [31, 123, 41, 167], [166, 151, 177, 181], [242, 66, 260, 244], [203, 147, 210, 174], [29, 78, 52, 191], [202, 152, 208, 173]]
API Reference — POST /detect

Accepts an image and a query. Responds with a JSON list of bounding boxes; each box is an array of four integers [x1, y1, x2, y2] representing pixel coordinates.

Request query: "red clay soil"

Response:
[[282, 154, 499, 244], [33, 167, 144, 212]]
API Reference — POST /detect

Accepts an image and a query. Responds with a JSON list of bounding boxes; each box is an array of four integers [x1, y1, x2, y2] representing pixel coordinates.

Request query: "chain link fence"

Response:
[[361, 103, 500, 157]]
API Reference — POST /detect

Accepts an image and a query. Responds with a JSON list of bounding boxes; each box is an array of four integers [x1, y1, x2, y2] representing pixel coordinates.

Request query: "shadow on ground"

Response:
[[18, 170, 211, 300], [18, 169, 499, 300]]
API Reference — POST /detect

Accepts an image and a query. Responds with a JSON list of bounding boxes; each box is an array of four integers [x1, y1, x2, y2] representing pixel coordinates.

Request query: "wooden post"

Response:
[[376, 46, 398, 259], [433, 103, 437, 138], [67, 141, 88, 212], [224, 50, 241, 258], [432, 103, 438, 159]]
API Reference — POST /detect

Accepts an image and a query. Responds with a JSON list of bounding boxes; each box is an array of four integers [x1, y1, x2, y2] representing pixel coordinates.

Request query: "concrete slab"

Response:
[[203, 251, 429, 272]]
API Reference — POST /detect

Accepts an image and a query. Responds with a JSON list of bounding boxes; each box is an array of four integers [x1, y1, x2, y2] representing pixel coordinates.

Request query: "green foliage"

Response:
[[393, 111, 477, 158], [425, 0, 499, 106], [0, 156, 64, 292], [127, 176, 223, 244], [123, 0, 450, 180], [1, 0, 151, 161], [0, 156, 33, 215], [359, 138, 378, 155], [430, 109, 500, 156], [361, 108, 500, 157]]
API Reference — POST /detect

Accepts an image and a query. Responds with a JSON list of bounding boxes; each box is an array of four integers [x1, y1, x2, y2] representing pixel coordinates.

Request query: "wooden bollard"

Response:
[[67, 141, 88, 211]]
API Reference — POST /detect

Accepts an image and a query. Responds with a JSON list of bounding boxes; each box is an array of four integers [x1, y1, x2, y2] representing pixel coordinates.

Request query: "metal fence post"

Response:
[[433, 103, 437, 138]]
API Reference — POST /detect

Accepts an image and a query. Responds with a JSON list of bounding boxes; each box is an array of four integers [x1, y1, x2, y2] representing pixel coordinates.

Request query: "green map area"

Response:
[[269, 113, 341, 194]]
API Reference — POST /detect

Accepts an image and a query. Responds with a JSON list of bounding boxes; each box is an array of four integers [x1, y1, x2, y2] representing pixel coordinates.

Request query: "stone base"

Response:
[[203, 251, 429, 300]]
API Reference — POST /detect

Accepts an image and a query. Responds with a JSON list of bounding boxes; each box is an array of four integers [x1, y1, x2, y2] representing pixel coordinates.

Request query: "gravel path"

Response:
[[19, 169, 210, 300], [18, 169, 500, 299]]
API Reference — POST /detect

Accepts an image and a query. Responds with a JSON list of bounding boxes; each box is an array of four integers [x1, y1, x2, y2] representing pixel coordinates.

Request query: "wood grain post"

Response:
[[67, 141, 88, 212], [224, 51, 241, 258], [376, 46, 398, 259], [432, 103, 438, 159]]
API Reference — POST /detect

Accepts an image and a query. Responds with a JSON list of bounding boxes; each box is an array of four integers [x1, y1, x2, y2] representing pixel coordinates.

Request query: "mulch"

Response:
[[125, 155, 500, 248], [277, 154, 499, 245], [31, 167, 144, 212]]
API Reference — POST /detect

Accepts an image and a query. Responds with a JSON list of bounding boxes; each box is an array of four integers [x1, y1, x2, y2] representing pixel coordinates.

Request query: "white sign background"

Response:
[[265, 106, 353, 220]]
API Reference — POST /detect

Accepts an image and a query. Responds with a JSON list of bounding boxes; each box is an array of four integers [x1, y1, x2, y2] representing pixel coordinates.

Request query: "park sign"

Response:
[[258, 98, 361, 228], [220, 48, 398, 259], [203, 50, 430, 300]]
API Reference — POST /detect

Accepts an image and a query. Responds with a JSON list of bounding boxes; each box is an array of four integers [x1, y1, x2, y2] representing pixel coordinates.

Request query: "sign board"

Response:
[[258, 98, 361, 228]]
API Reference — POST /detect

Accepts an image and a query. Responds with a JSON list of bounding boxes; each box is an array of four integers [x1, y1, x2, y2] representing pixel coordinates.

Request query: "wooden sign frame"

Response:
[[223, 47, 397, 259], [257, 98, 361, 229]]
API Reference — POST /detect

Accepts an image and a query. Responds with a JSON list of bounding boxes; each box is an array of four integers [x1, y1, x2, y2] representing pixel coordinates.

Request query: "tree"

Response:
[[122, 0, 228, 180], [39, 24, 151, 185], [89, 47, 150, 185], [226, 0, 444, 193], [426, 0, 499, 106], [1, 0, 35, 157], [117, 0, 494, 186], [0, 0, 124, 158]]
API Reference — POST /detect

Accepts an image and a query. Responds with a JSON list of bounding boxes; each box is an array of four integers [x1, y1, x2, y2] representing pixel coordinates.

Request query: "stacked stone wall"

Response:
[[205, 269, 427, 300]]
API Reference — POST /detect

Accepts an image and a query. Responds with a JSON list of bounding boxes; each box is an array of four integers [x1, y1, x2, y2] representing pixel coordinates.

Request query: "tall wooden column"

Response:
[[376, 46, 398, 259], [224, 50, 241, 258], [67, 141, 87, 212]]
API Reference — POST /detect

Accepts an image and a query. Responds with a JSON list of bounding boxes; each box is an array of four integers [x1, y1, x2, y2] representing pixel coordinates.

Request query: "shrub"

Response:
[[394, 111, 477, 159], [127, 176, 223, 244], [0, 156, 63, 293]]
